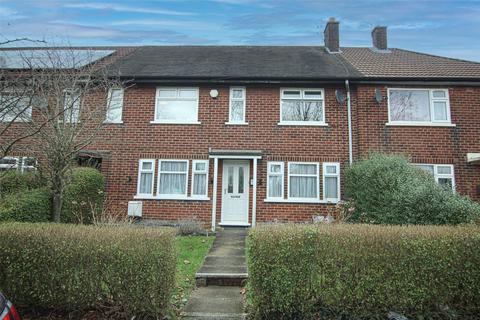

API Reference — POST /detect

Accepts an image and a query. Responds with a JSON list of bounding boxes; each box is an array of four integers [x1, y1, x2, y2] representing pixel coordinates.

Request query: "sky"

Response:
[[1, 0, 480, 62]]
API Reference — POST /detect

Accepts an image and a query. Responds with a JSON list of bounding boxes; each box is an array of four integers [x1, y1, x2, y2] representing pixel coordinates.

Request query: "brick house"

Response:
[[1, 19, 480, 230]]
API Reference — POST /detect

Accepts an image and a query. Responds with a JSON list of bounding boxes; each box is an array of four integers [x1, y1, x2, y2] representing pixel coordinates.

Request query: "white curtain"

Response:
[[268, 175, 282, 197], [159, 161, 187, 195], [290, 176, 317, 198], [139, 172, 152, 194], [324, 176, 338, 199], [193, 173, 207, 196], [159, 173, 186, 194]]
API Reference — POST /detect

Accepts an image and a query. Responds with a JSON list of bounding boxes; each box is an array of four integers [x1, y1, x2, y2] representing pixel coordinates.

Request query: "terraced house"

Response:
[[1, 19, 480, 230]]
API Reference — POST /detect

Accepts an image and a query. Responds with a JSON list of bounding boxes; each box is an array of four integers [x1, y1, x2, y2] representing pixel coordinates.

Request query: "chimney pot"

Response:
[[372, 26, 388, 50], [324, 18, 340, 53]]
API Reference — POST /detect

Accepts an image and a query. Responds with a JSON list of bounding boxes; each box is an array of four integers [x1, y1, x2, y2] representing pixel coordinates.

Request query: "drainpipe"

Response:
[[345, 80, 353, 165]]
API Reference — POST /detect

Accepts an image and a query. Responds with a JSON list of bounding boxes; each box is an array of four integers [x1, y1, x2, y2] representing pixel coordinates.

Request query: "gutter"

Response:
[[345, 80, 353, 165]]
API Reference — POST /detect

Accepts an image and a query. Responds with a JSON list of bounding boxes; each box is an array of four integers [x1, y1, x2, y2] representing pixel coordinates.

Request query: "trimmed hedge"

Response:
[[344, 153, 480, 225], [247, 224, 480, 319], [0, 171, 45, 195], [63, 167, 105, 224], [0, 188, 51, 222], [0, 223, 177, 317]]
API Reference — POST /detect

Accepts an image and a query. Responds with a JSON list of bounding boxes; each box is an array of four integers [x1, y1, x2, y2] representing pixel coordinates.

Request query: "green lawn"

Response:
[[172, 235, 214, 314]]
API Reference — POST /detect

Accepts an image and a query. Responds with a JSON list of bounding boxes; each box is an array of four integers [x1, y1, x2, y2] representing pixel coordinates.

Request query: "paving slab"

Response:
[[184, 227, 248, 319]]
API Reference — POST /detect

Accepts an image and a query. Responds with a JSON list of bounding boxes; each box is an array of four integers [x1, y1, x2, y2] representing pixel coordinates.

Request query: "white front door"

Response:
[[221, 160, 249, 225]]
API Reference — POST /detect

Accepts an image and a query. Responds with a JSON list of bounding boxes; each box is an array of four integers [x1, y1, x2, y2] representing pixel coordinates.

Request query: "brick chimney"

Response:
[[324, 17, 340, 53], [371, 26, 388, 50]]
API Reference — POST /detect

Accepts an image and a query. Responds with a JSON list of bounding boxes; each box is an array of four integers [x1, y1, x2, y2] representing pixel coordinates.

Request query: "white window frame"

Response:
[[414, 163, 455, 191], [20, 157, 37, 172], [105, 87, 124, 123], [136, 159, 155, 197], [191, 160, 209, 198], [0, 92, 33, 122], [157, 159, 189, 199], [63, 89, 81, 123], [227, 87, 247, 124], [152, 87, 200, 124], [322, 162, 340, 203], [266, 162, 284, 200], [279, 88, 326, 126], [387, 88, 452, 126], [0, 156, 20, 171], [287, 162, 320, 201]]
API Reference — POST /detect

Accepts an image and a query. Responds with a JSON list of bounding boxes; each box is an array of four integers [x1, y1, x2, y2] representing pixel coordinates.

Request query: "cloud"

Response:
[[63, 2, 195, 16], [109, 19, 216, 30], [0, 5, 25, 19]]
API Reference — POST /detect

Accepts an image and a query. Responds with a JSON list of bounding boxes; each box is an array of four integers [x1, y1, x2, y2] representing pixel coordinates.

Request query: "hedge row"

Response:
[[0, 223, 177, 317], [0, 188, 51, 222], [247, 224, 480, 319]]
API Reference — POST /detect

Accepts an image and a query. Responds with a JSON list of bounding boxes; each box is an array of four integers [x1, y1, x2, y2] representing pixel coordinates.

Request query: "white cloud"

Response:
[[63, 2, 195, 16]]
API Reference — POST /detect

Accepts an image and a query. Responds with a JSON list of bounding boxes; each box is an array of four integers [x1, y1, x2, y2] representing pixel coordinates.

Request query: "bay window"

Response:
[[388, 88, 451, 125], [154, 87, 199, 123], [280, 88, 325, 124], [64, 89, 81, 123]]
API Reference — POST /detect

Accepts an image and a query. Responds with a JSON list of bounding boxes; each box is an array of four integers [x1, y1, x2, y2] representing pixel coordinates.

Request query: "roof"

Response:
[[0, 49, 115, 69], [339, 47, 480, 80], [2, 45, 480, 81], [106, 46, 361, 80]]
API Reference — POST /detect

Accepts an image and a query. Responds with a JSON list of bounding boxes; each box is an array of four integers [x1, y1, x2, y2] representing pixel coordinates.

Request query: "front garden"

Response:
[[1, 153, 480, 319]]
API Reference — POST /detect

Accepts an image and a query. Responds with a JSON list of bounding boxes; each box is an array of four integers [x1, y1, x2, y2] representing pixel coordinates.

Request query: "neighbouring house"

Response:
[[1, 18, 480, 230]]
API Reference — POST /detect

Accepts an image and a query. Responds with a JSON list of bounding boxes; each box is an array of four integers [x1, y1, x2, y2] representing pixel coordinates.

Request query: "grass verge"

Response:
[[172, 235, 214, 314]]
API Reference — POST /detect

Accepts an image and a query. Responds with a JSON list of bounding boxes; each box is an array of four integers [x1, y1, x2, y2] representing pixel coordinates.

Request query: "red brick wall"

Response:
[[354, 84, 480, 201], [3, 83, 479, 226], [87, 84, 349, 226]]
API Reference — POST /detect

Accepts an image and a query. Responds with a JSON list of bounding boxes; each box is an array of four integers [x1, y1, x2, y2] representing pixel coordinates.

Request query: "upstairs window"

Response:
[[0, 93, 32, 122], [106, 88, 124, 123], [388, 89, 450, 124], [63, 89, 81, 123], [228, 87, 246, 123], [414, 164, 455, 190], [280, 88, 325, 124], [154, 88, 199, 124]]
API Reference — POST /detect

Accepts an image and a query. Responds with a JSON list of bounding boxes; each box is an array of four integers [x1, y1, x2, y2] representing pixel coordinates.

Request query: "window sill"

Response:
[[103, 121, 124, 124], [264, 198, 339, 204], [225, 122, 249, 125], [385, 122, 456, 127], [277, 122, 328, 127], [134, 195, 210, 201], [150, 121, 201, 125]]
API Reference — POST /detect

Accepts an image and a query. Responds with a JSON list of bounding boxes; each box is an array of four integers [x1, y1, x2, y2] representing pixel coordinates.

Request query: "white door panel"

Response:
[[221, 160, 249, 225]]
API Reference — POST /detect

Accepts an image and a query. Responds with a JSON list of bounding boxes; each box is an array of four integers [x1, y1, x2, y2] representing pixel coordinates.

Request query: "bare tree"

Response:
[[0, 47, 123, 222]]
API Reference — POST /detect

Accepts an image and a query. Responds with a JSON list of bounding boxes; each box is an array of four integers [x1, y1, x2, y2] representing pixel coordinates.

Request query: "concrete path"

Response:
[[183, 228, 248, 320]]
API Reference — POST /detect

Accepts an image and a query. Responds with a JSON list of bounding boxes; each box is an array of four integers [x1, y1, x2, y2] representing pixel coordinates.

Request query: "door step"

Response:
[[183, 312, 247, 320], [195, 272, 248, 287]]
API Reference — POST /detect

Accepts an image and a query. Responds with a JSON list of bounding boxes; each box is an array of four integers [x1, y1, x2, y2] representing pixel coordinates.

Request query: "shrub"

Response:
[[247, 224, 480, 319], [0, 171, 45, 195], [0, 188, 51, 222], [0, 223, 177, 317], [63, 167, 105, 224], [344, 153, 480, 225]]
